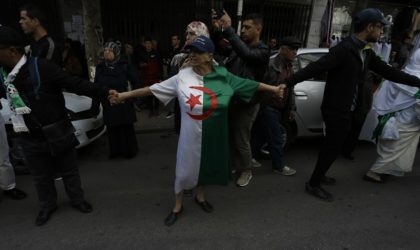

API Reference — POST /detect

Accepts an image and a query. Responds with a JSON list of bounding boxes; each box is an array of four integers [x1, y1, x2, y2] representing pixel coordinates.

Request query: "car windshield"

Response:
[[298, 53, 325, 69], [295, 52, 327, 81]]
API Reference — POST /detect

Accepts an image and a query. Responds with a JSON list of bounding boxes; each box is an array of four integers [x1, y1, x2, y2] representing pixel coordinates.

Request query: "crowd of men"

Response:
[[1, 4, 420, 227]]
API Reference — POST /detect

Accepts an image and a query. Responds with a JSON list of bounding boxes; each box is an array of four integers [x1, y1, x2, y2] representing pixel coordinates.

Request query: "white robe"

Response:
[[370, 78, 420, 175]]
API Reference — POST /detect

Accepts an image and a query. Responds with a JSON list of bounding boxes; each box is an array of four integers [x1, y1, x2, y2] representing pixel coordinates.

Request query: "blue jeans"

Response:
[[256, 106, 286, 170]]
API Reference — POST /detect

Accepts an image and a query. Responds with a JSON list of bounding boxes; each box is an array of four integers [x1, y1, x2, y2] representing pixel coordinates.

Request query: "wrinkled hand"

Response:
[[108, 89, 123, 105], [276, 84, 287, 99], [289, 111, 296, 121]]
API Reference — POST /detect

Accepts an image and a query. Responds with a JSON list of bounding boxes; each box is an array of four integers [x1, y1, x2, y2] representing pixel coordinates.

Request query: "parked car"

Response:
[[1, 92, 106, 160]]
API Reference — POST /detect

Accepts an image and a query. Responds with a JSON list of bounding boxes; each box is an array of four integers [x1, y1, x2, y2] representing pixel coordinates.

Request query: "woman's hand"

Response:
[[108, 89, 125, 105], [275, 84, 287, 99]]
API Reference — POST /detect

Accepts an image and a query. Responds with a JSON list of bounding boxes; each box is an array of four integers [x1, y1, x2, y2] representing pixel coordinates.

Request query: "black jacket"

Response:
[[31, 35, 63, 66], [94, 61, 138, 126], [10, 57, 103, 134], [217, 27, 270, 82], [285, 37, 420, 117]]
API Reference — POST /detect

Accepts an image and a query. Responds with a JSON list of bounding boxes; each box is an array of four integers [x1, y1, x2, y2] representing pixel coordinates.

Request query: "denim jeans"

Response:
[[259, 106, 286, 170]]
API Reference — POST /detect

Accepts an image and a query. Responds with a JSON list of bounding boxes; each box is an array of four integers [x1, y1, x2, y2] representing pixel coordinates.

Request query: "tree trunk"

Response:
[[81, 0, 103, 81]]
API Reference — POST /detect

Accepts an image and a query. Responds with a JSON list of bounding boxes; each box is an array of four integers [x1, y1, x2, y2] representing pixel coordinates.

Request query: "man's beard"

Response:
[[366, 33, 379, 43]]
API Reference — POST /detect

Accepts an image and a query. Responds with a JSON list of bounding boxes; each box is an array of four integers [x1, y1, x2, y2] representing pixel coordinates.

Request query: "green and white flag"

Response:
[[150, 66, 259, 193]]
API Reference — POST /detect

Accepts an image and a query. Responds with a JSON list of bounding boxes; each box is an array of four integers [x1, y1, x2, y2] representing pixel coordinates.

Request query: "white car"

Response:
[[1, 92, 106, 148]]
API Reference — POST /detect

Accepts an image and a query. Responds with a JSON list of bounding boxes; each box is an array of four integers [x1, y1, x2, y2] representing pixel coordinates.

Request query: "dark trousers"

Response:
[[107, 124, 138, 158], [309, 113, 353, 187], [19, 136, 85, 211], [342, 111, 369, 156], [252, 106, 286, 169]]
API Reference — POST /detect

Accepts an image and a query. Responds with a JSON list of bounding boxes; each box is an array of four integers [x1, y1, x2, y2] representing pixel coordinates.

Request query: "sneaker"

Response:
[[236, 170, 252, 187], [273, 166, 296, 176], [251, 158, 262, 168]]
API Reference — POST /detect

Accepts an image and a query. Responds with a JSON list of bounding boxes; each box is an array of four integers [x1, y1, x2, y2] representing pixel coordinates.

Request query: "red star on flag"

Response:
[[186, 93, 202, 111]]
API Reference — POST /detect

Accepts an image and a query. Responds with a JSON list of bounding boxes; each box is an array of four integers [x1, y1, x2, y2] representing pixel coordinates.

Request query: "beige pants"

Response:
[[229, 102, 260, 172]]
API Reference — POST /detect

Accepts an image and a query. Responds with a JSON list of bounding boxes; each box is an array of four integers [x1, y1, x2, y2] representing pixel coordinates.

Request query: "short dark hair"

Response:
[[19, 4, 47, 27], [243, 13, 263, 27]]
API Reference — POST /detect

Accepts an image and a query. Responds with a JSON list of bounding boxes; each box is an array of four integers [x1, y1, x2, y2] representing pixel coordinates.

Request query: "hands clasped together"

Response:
[[108, 90, 124, 105]]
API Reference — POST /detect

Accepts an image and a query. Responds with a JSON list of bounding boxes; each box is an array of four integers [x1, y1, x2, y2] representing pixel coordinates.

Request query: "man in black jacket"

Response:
[[19, 4, 62, 65], [283, 8, 420, 202], [0, 26, 105, 226], [212, 11, 270, 187]]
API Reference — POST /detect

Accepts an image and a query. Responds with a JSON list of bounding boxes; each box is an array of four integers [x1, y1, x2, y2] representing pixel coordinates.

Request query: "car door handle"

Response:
[[295, 91, 307, 97]]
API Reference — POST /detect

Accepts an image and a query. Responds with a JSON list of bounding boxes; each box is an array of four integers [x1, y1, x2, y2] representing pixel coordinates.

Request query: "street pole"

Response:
[[236, 0, 244, 35], [81, 0, 103, 81]]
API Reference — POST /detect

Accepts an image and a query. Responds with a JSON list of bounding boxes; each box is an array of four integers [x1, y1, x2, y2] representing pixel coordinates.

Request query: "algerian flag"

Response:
[[150, 66, 259, 194]]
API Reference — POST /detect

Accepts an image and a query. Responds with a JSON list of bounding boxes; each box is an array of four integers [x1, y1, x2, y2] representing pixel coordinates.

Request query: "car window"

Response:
[[296, 52, 327, 81]]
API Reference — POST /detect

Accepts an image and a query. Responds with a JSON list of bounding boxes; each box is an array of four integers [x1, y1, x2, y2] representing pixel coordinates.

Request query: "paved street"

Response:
[[1, 113, 420, 249]]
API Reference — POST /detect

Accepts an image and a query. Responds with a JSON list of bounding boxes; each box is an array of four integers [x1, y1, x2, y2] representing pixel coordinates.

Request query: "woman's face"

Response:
[[104, 48, 115, 61], [185, 28, 197, 45], [189, 48, 212, 67], [144, 41, 153, 52]]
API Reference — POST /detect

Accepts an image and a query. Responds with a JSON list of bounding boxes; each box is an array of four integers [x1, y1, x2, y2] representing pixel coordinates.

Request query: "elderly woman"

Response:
[[94, 41, 140, 159], [109, 36, 285, 226]]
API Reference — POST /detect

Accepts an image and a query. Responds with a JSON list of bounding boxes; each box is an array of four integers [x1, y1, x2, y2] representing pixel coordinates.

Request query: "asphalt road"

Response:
[[1, 133, 419, 250]]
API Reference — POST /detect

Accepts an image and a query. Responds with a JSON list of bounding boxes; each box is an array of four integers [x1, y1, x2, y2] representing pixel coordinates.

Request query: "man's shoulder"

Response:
[[256, 41, 269, 50]]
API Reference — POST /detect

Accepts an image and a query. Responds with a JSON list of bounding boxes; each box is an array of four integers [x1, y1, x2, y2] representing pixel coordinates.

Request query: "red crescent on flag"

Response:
[[186, 86, 217, 121]]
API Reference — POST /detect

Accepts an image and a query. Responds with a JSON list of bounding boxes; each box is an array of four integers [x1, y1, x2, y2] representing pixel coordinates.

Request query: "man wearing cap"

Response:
[[282, 8, 420, 202], [212, 11, 270, 187], [0, 25, 106, 226], [255, 36, 302, 177]]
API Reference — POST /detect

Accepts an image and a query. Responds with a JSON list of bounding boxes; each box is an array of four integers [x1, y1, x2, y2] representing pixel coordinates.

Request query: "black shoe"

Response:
[[72, 201, 93, 213], [305, 182, 334, 202], [342, 153, 355, 161], [321, 176, 336, 185], [35, 207, 57, 226], [3, 188, 27, 200], [194, 197, 214, 213], [164, 207, 183, 226], [124, 153, 136, 159], [108, 154, 118, 159]]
